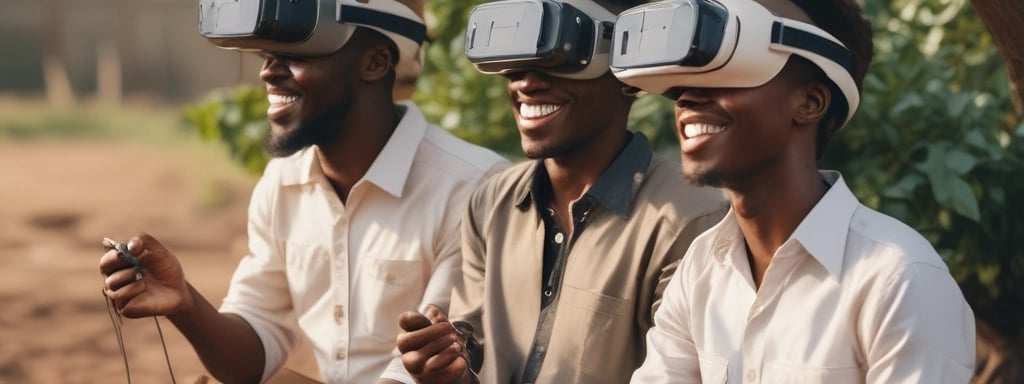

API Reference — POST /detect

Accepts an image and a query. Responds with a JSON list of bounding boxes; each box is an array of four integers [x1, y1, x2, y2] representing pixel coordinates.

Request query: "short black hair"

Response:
[[789, 0, 874, 159]]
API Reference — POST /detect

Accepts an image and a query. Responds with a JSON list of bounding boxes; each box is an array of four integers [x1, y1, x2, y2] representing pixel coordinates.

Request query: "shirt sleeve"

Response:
[[218, 173, 300, 383], [631, 252, 702, 384], [448, 184, 490, 370], [864, 262, 976, 383]]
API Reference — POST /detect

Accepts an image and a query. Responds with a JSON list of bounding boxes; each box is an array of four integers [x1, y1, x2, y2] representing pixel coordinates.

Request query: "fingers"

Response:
[[99, 248, 133, 276], [104, 267, 143, 293], [398, 321, 460, 352], [421, 343, 466, 375], [423, 304, 448, 324], [104, 277, 146, 313], [127, 232, 165, 264], [400, 325, 463, 375], [399, 311, 433, 332]]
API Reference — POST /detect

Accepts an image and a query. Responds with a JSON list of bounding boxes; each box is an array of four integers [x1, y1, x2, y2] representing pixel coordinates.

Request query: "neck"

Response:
[[542, 130, 629, 231], [726, 163, 826, 288], [317, 94, 399, 203]]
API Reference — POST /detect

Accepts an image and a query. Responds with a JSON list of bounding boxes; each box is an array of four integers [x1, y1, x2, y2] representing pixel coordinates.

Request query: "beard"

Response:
[[264, 106, 347, 158], [522, 142, 576, 160], [684, 171, 725, 188]]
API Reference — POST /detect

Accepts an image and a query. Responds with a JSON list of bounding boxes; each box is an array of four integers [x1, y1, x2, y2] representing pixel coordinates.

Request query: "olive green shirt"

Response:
[[451, 133, 728, 383]]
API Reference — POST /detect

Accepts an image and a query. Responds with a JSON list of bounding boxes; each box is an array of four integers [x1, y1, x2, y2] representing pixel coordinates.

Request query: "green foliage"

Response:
[[823, 0, 1023, 335], [183, 86, 270, 175], [181, 0, 1023, 336]]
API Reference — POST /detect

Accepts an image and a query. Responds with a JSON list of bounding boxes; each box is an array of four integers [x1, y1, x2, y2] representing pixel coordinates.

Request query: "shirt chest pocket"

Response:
[[283, 241, 331, 308], [366, 259, 422, 286], [561, 286, 633, 375], [361, 259, 424, 337], [764, 362, 864, 384]]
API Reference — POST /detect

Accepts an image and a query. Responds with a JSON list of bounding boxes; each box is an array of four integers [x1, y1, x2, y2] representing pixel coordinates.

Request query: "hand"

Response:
[[99, 233, 193, 318], [396, 305, 471, 384]]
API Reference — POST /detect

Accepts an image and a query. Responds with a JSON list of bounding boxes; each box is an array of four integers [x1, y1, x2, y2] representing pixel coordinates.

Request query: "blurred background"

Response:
[[1, 0, 1021, 383]]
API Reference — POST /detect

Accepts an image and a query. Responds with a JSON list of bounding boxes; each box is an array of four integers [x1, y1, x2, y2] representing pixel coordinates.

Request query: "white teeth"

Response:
[[519, 104, 562, 119], [268, 94, 299, 105], [684, 123, 726, 138]]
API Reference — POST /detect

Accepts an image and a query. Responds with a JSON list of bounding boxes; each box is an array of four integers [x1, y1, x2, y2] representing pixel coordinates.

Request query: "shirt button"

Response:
[[335, 349, 346, 361], [334, 305, 344, 324], [746, 369, 757, 382], [554, 233, 564, 244]]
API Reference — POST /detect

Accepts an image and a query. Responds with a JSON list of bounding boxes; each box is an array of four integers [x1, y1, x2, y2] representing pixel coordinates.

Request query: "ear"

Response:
[[360, 44, 394, 82], [794, 81, 830, 126]]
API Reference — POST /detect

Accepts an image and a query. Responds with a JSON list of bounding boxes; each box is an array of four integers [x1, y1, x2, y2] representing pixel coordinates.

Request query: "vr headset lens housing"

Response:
[[199, 0, 317, 42], [464, 0, 616, 80], [610, 0, 859, 125], [198, 0, 426, 58]]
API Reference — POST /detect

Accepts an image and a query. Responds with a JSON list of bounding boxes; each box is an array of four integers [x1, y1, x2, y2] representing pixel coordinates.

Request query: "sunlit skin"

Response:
[[260, 50, 359, 157], [99, 30, 403, 384], [505, 70, 634, 230], [673, 56, 831, 288], [394, 65, 640, 384], [259, 31, 400, 202]]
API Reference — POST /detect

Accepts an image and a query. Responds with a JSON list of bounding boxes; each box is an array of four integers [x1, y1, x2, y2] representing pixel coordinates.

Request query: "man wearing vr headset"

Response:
[[393, 1, 727, 383], [98, 1, 508, 383], [612, 0, 975, 382]]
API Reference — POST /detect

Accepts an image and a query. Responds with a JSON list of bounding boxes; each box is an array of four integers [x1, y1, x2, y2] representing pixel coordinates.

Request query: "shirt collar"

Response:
[[278, 102, 427, 199], [514, 132, 654, 219], [789, 170, 859, 279], [710, 171, 859, 280]]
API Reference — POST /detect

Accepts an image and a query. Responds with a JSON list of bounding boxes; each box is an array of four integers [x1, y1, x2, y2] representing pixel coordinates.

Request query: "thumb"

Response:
[[423, 304, 449, 324]]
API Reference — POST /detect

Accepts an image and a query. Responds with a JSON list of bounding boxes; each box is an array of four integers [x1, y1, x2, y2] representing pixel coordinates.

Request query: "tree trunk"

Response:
[[41, 0, 74, 107], [971, 0, 1024, 119], [96, 38, 122, 105]]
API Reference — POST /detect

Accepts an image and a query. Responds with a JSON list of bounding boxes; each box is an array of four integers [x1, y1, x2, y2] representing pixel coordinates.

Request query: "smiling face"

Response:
[[504, 71, 632, 159], [673, 59, 825, 187], [259, 47, 361, 157]]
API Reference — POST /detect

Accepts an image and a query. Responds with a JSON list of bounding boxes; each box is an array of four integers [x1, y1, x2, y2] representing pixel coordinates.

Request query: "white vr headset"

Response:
[[610, 0, 859, 125], [198, 0, 425, 63], [464, 0, 617, 80]]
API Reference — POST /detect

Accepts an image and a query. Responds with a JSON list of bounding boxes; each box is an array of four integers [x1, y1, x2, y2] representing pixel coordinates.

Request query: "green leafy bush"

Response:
[[183, 85, 270, 175]]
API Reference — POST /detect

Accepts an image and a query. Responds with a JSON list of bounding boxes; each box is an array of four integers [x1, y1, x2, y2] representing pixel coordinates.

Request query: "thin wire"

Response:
[[104, 292, 132, 384], [104, 292, 178, 384], [153, 317, 177, 384], [103, 239, 178, 383]]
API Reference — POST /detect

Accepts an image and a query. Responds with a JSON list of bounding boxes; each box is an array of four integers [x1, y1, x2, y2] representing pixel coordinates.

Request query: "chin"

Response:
[[682, 166, 725, 188]]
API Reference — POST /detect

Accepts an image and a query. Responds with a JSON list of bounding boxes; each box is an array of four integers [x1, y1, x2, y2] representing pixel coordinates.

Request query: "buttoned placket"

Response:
[[739, 241, 805, 384], [521, 200, 594, 384], [320, 180, 351, 378]]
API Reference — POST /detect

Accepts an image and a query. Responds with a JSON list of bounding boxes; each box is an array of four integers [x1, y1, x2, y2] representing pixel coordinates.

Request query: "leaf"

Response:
[[882, 172, 927, 198], [890, 92, 925, 116], [945, 175, 980, 221], [915, 144, 980, 221], [944, 149, 976, 175]]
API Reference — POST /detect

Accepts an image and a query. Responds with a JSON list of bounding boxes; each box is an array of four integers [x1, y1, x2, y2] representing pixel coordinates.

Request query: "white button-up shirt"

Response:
[[219, 103, 507, 383], [632, 171, 975, 384]]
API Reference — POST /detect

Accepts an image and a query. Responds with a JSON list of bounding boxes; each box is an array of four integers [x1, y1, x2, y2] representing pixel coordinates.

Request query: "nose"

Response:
[[506, 71, 553, 95], [259, 53, 290, 83], [673, 87, 713, 109]]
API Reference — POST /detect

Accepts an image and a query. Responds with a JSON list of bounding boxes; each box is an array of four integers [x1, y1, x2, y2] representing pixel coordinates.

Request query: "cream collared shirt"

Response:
[[632, 171, 975, 384], [219, 103, 507, 383]]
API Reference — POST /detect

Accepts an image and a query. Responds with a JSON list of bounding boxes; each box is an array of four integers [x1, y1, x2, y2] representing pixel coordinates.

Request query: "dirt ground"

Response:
[[0, 140, 256, 383]]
